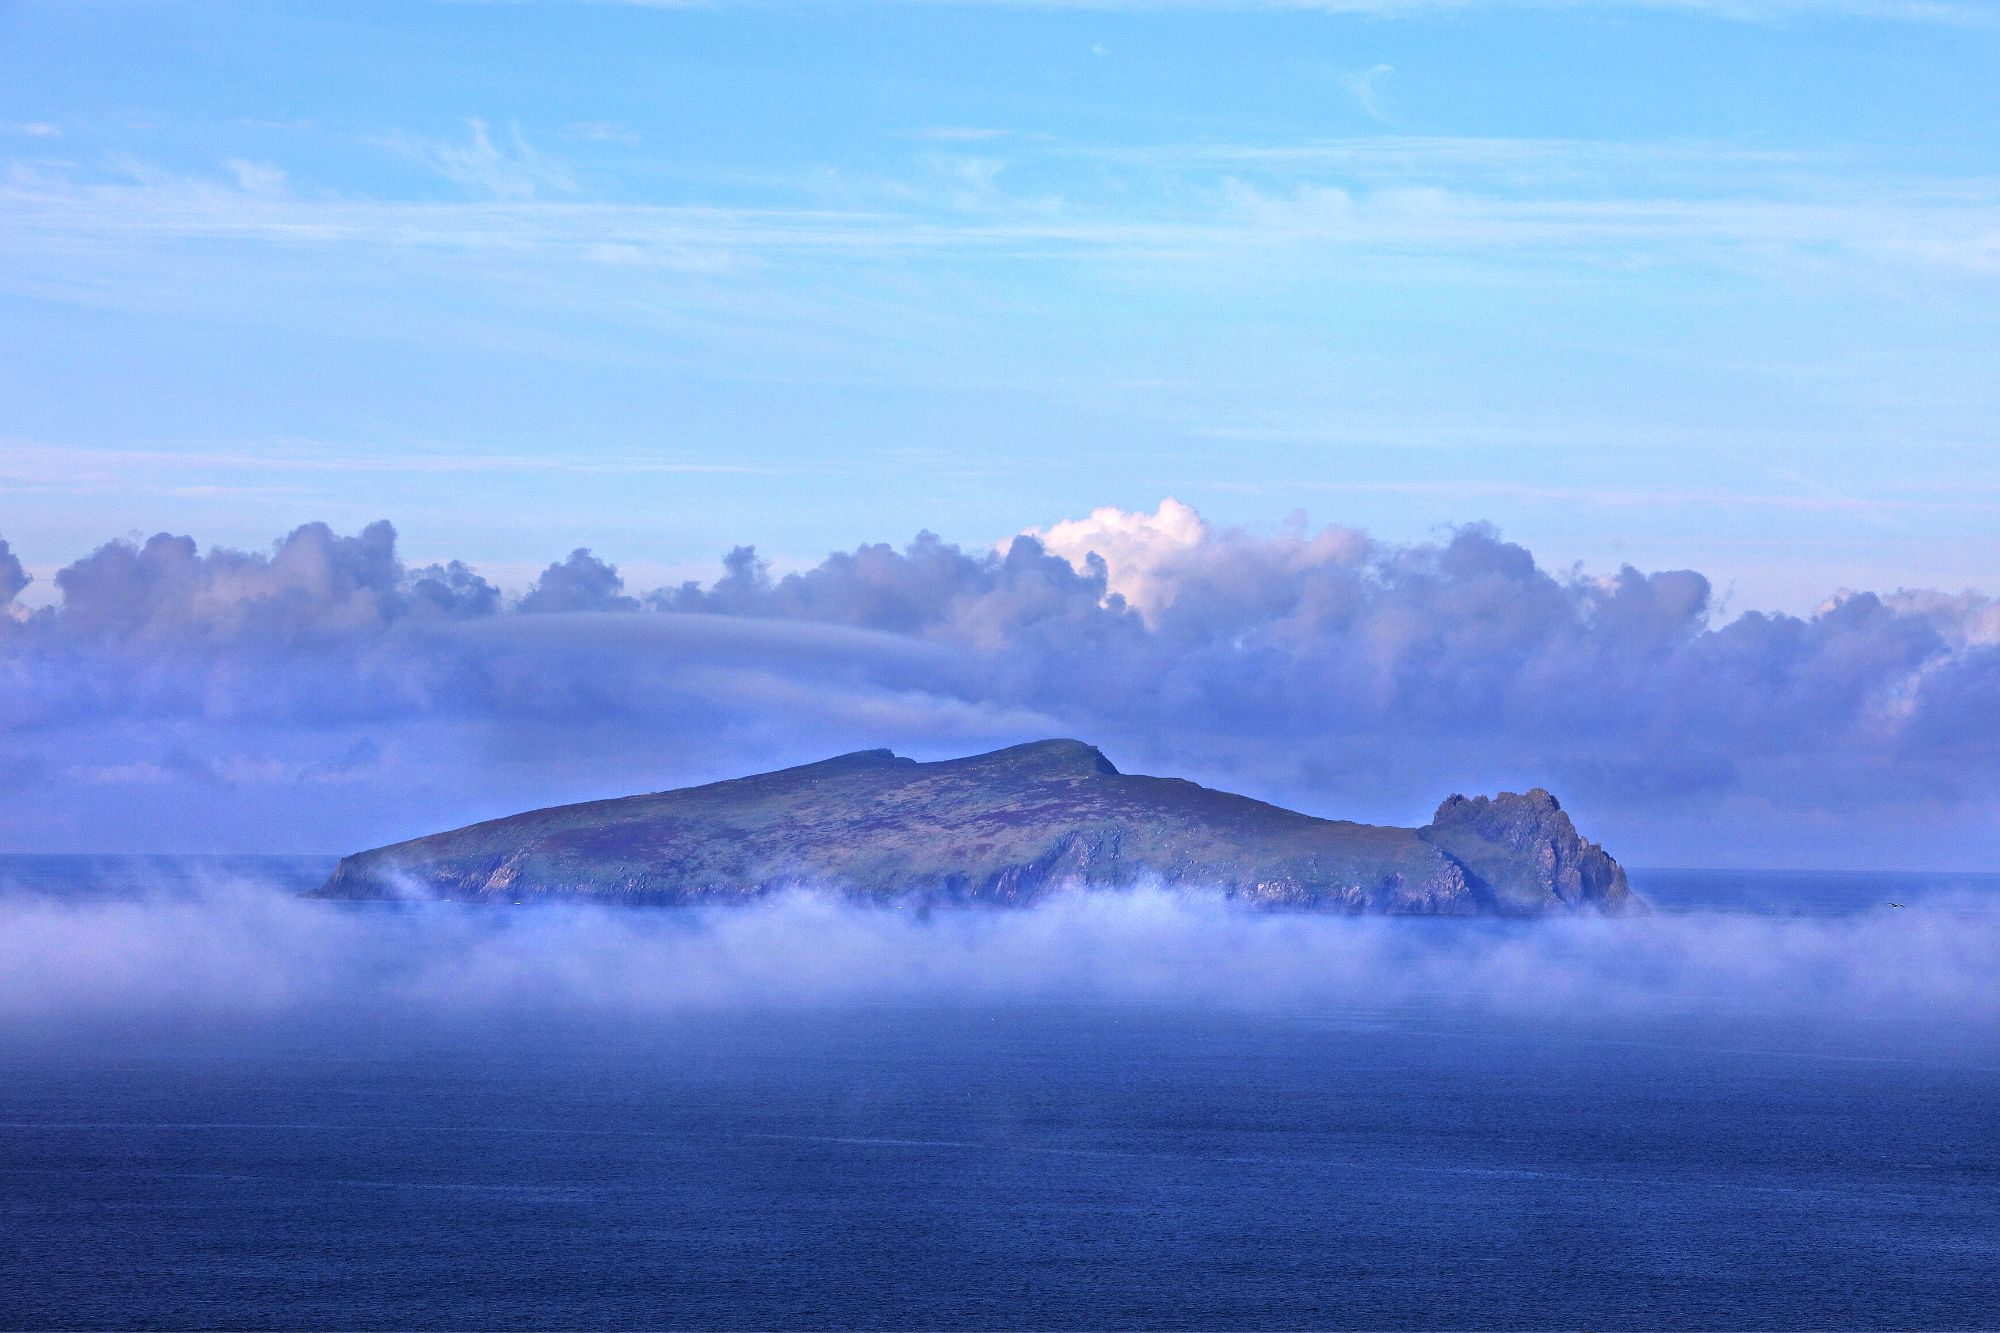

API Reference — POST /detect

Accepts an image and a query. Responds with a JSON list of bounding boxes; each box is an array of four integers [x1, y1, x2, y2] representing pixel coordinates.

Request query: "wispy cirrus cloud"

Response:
[[384, 118, 579, 200], [1207, 476, 2000, 518], [907, 127, 1019, 142], [0, 439, 790, 489], [1343, 64, 1398, 125], [6, 139, 1997, 273]]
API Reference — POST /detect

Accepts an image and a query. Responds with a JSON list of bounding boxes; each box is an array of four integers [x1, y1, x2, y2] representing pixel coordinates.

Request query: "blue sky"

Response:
[[2, 1, 1999, 864], [3, 0, 1996, 612]]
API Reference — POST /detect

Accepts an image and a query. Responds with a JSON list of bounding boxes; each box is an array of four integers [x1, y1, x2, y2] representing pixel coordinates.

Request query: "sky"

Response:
[[1, 0, 1997, 865]]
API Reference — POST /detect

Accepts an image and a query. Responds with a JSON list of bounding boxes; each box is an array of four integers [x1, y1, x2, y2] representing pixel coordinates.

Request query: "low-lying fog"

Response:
[[3, 875, 1995, 1048]]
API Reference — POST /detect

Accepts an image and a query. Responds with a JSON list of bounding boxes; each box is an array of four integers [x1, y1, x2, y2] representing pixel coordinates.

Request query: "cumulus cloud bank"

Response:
[[0, 502, 1995, 864]]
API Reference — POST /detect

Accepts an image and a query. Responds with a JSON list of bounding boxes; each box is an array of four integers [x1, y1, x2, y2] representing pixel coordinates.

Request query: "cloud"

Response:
[[519, 548, 640, 613], [0, 537, 29, 610], [565, 121, 643, 145], [45, 519, 482, 642], [1025, 498, 1209, 618], [390, 118, 578, 200], [1024, 497, 1369, 620], [223, 159, 289, 196], [0, 503, 1995, 863], [10, 137, 2000, 285], [908, 127, 1016, 142], [1343, 64, 1397, 125]]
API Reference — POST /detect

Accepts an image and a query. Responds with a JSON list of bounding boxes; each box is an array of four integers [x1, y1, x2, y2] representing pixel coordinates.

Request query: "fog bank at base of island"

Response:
[[2, 873, 1996, 1043]]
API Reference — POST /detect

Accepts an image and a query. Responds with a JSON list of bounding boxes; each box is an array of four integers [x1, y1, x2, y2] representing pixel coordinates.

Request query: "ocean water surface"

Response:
[[1, 859, 1996, 1331]]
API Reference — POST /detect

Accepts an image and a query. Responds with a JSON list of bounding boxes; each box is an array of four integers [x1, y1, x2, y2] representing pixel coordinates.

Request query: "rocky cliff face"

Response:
[[315, 740, 1645, 916], [1420, 788, 1641, 916]]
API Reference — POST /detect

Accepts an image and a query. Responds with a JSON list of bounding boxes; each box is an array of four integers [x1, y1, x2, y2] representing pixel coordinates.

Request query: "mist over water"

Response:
[[2, 861, 1996, 1043], [4, 860, 1997, 1331]]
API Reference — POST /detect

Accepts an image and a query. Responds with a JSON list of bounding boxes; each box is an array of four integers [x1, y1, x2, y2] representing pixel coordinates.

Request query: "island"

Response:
[[315, 739, 1642, 915]]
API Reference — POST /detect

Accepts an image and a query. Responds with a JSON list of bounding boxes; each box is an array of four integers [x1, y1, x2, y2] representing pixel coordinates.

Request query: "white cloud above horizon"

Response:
[[0, 501, 1995, 868]]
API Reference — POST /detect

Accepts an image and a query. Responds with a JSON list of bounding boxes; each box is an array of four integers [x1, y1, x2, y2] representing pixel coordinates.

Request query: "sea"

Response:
[[1, 858, 1996, 1331]]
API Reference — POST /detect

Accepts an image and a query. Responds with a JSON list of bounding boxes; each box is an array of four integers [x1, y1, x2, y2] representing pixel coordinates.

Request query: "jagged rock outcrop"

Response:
[[314, 739, 1645, 915], [1420, 788, 1636, 915]]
